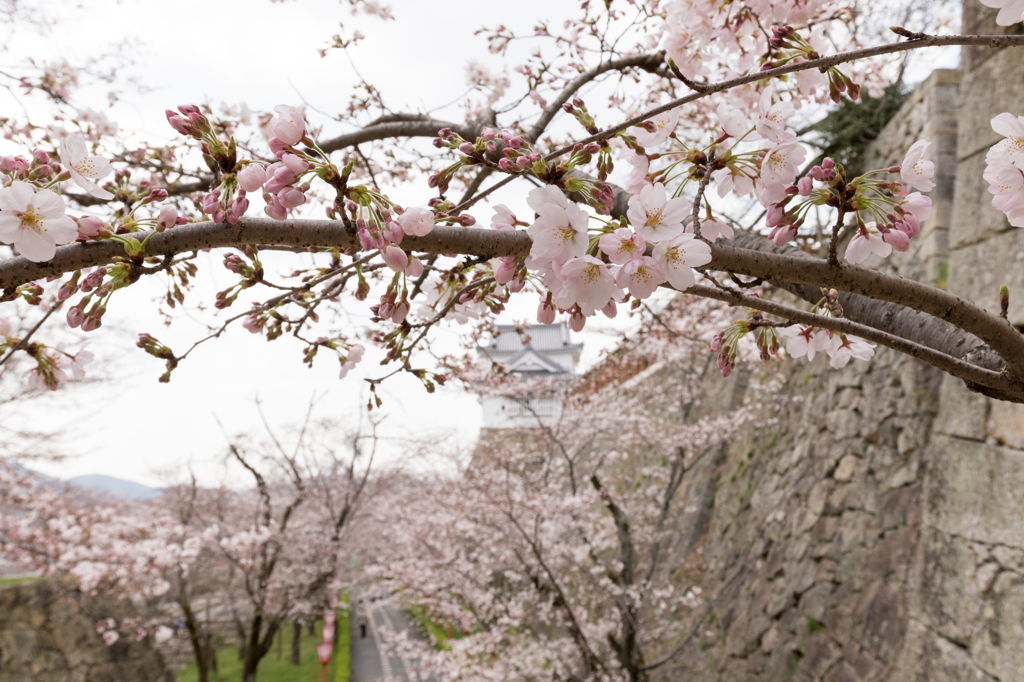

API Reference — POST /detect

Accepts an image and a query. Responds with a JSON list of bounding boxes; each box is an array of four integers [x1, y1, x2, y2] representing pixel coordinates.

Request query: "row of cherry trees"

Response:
[[0, 412, 379, 682]]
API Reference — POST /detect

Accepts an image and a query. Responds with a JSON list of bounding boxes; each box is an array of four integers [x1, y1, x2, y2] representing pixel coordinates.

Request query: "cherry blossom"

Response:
[[626, 107, 679, 147], [0, 181, 78, 262], [845, 224, 893, 265], [615, 255, 666, 299], [527, 201, 589, 262], [760, 140, 806, 204], [979, 0, 1024, 26], [778, 326, 829, 362], [490, 204, 517, 230], [268, 104, 306, 145], [555, 255, 619, 314], [624, 152, 651, 194], [699, 216, 735, 241], [626, 182, 691, 242], [898, 140, 935, 193], [237, 163, 268, 192], [652, 234, 712, 290], [598, 227, 645, 264], [988, 113, 1024, 169], [398, 207, 435, 236], [984, 161, 1024, 226], [827, 334, 876, 369], [58, 134, 114, 200], [717, 101, 749, 138], [755, 84, 795, 143]]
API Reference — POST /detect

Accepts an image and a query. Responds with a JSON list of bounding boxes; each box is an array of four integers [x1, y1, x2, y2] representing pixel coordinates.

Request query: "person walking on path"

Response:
[[357, 600, 370, 639]]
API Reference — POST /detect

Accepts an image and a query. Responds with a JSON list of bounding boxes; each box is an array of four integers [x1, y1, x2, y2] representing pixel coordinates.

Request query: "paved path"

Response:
[[350, 594, 431, 682]]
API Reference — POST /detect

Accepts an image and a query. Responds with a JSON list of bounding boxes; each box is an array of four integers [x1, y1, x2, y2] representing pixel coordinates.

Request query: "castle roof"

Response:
[[479, 323, 583, 354]]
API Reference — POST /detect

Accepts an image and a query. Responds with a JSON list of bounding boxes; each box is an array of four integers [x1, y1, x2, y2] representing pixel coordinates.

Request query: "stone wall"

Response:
[[660, 5, 1024, 679], [0, 580, 171, 682]]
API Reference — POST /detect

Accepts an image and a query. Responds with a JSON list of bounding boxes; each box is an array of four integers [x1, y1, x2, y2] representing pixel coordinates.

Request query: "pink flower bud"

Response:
[[156, 206, 179, 231], [458, 142, 475, 155], [480, 127, 496, 141], [277, 187, 307, 209], [882, 228, 911, 251], [0, 156, 17, 172], [710, 333, 723, 352], [77, 216, 104, 238], [31, 149, 49, 164], [406, 256, 424, 278], [268, 138, 293, 159], [391, 301, 410, 324], [237, 164, 268, 192], [383, 246, 409, 273], [492, 257, 516, 284], [537, 297, 556, 325], [568, 310, 586, 332], [281, 154, 309, 174], [797, 176, 813, 196], [602, 300, 617, 319], [264, 197, 288, 221], [498, 158, 515, 172], [165, 110, 194, 136], [509, 277, 526, 293], [66, 305, 84, 328]]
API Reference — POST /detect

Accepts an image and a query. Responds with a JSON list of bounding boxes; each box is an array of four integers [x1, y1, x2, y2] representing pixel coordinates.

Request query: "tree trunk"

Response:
[[307, 617, 315, 636], [179, 601, 209, 682], [290, 619, 302, 665]]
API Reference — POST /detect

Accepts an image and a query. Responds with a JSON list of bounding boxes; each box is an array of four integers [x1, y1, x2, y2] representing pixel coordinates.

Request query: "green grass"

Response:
[[407, 604, 455, 651], [0, 576, 40, 587], [176, 607, 350, 682]]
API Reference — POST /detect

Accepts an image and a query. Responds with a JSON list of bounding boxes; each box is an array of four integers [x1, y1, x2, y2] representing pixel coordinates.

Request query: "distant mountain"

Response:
[[66, 474, 162, 501]]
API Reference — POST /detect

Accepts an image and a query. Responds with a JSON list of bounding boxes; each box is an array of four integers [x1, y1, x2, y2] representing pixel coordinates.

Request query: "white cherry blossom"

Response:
[[615, 255, 666, 299], [652, 233, 712, 290], [845, 224, 892, 265], [760, 140, 806, 204], [0, 181, 79, 262], [626, 108, 680, 147], [626, 182, 691, 242], [59, 134, 114, 200], [527, 202, 589, 262], [554, 256, 619, 315], [755, 84, 795, 143], [987, 112, 1024, 169], [899, 140, 935, 193], [979, 0, 1024, 26]]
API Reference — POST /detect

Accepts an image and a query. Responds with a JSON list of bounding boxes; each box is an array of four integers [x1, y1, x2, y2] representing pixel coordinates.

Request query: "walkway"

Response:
[[349, 592, 432, 682]]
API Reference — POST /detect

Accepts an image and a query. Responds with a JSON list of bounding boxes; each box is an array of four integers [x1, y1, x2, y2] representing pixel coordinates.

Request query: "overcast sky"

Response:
[[2, 0, 648, 487]]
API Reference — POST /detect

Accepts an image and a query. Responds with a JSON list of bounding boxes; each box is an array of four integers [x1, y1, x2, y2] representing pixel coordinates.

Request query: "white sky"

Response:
[[4, 0, 643, 487]]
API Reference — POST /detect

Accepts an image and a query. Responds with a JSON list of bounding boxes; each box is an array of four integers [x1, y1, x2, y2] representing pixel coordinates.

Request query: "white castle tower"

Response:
[[477, 323, 582, 431]]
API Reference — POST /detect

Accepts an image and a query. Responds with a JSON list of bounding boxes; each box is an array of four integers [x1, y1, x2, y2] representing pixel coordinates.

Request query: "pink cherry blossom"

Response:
[[598, 228, 645, 264], [0, 181, 79, 262], [845, 224, 892, 265], [527, 202, 589, 262], [755, 84, 795, 143], [717, 101, 749, 138], [626, 108, 679, 147], [626, 182, 691, 242], [614, 255, 666, 299], [398, 207, 435, 236], [237, 164, 268, 192], [268, 105, 306, 145], [983, 161, 1024, 219], [714, 167, 757, 198], [987, 113, 1024, 169], [490, 204, 517, 230], [554, 256, 619, 315], [58, 134, 114, 200], [899, 140, 935, 192], [492, 256, 517, 284], [979, 0, 1024, 26], [526, 185, 568, 213], [624, 152, 651, 194], [899, 192, 933, 223], [406, 256, 424, 278], [652, 233, 712, 290], [281, 154, 310, 174], [760, 140, 806, 204], [699, 217, 734, 241]]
